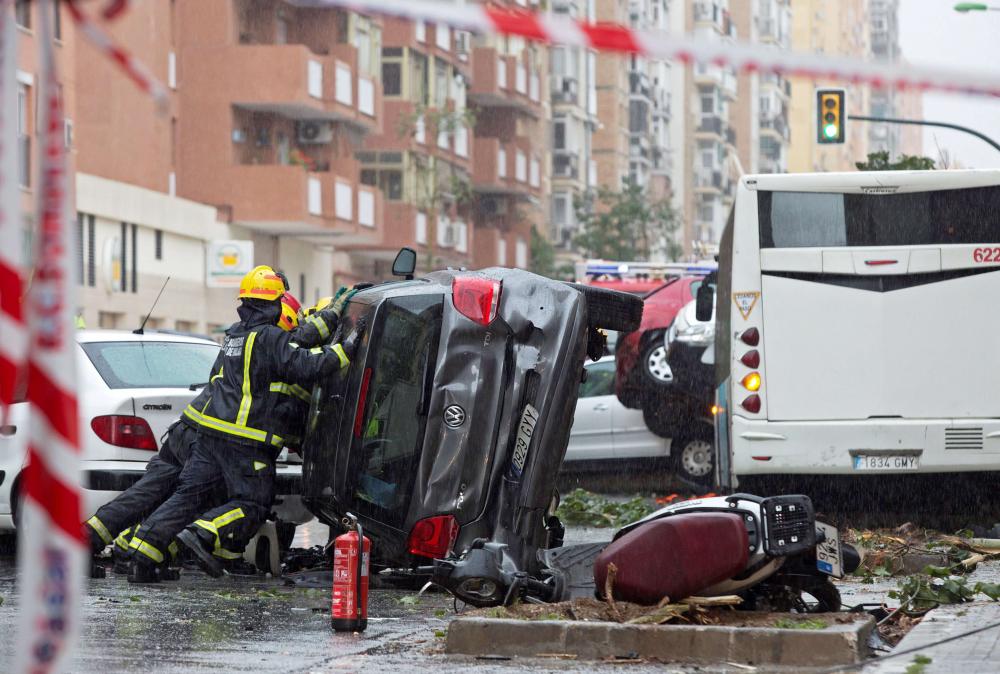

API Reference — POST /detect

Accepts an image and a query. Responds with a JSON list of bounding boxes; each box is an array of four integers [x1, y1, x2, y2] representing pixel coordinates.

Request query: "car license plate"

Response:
[[853, 454, 919, 471], [815, 521, 843, 578], [510, 404, 539, 477]]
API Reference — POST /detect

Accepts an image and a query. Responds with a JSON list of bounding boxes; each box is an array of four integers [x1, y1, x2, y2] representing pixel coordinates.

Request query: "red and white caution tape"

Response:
[[15, 2, 84, 673], [299, 0, 1000, 99], [66, 0, 169, 109], [0, 0, 23, 417]]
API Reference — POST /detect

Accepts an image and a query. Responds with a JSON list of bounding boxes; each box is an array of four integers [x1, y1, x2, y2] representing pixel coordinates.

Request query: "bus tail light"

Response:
[[741, 372, 761, 391], [741, 394, 761, 413], [740, 350, 760, 369], [740, 328, 760, 346], [453, 277, 501, 326]]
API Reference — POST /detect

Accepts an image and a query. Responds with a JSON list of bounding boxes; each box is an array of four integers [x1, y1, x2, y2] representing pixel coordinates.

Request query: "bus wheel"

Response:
[[672, 423, 715, 488]]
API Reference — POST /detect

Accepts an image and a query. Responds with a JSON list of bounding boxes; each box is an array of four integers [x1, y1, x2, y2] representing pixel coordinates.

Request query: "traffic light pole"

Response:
[[848, 114, 1000, 155]]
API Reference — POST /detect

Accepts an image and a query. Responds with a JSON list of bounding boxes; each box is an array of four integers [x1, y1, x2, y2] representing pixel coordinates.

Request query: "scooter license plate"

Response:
[[815, 521, 843, 578]]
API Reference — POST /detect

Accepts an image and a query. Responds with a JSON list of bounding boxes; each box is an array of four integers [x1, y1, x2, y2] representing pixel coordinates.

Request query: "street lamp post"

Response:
[[954, 3, 1000, 11]]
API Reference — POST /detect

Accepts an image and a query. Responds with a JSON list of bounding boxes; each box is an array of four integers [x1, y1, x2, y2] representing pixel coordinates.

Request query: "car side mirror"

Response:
[[392, 247, 417, 280], [695, 284, 714, 322]]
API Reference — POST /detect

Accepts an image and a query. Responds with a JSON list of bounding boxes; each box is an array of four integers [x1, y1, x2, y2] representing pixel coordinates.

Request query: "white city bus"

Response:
[[709, 169, 1000, 486]]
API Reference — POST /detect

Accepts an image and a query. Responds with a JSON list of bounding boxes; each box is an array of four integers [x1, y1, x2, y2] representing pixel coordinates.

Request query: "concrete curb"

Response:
[[446, 615, 874, 667]]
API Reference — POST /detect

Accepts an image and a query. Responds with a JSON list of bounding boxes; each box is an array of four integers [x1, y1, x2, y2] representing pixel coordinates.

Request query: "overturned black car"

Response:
[[301, 257, 642, 604]]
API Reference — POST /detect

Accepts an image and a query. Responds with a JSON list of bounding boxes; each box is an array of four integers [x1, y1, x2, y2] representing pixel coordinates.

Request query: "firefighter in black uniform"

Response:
[[82, 287, 349, 574], [125, 266, 355, 582]]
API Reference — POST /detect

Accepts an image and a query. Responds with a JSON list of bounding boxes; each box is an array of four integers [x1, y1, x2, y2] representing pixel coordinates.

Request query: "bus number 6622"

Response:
[[973, 247, 1000, 263]]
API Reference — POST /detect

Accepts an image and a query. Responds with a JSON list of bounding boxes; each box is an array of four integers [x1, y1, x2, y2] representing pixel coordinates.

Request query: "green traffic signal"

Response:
[[816, 88, 846, 144], [823, 124, 838, 139]]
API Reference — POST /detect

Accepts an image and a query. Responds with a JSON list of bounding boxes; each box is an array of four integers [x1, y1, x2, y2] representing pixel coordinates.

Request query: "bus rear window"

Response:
[[759, 186, 1000, 248]]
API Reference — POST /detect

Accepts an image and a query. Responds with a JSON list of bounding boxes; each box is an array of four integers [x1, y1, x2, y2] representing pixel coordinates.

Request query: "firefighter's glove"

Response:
[[340, 316, 368, 363], [330, 283, 374, 317]]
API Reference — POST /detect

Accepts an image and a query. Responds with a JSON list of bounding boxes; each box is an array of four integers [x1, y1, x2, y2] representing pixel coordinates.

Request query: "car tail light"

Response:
[[740, 327, 760, 346], [741, 372, 761, 392], [91, 415, 157, 451], [740, 350, 760, 369], [741, 394, 762, 413], [354, 368, 373, 438], [452, 277, 501, 326], [407, 515, 460, 559]]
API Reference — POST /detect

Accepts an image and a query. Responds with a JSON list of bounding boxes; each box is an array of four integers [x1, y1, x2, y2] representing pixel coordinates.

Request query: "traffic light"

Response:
[[816, 88, 846, 144]]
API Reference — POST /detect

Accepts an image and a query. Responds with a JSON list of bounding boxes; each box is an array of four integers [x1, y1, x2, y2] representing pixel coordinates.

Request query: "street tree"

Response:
[[855, 151, 937, 171], [529, 225, 557, 278], [574, 179, 682, 261]]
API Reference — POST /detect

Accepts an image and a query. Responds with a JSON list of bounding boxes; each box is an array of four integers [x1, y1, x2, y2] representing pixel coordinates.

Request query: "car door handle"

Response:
[[0, 425, 15, 437], [592, 404, 609, 412]]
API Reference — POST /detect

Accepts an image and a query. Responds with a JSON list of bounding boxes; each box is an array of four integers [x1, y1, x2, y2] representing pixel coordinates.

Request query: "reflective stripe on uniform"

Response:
[[213, 508, 245, 530], [332, 343, 350, 369], [268, 382, 311, 403], [129, 536, 164, 564], [212, 547, 243, 560], [183, 405, 285, 447], [306, 314, 330, 340], [253, 461, 268, 471], [194, 519, 242, 559], [211, 366, 224, 383], [114, 526, 134, 551], [87, 516, 112, 544], [236, 332, 257, 427], [309, 347, 323, 354]]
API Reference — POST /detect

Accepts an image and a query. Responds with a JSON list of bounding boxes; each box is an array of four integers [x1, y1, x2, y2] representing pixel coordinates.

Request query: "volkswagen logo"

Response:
[[444, 405, 466, 428]]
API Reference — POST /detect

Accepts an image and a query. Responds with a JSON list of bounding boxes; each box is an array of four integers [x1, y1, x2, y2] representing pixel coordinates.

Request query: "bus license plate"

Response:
[[510, 404, 539, 477], [853, 454, 919, 471]]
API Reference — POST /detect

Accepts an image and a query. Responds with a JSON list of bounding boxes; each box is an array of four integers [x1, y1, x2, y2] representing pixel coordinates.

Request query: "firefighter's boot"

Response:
[[177, 527, 224, 578], [127, 559, 161, 584]]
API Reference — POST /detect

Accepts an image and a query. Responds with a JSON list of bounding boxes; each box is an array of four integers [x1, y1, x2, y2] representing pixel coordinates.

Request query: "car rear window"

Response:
[[759, 186, 1000, 248], [81, 341, 219, 389], [350, 294, 443, 527]]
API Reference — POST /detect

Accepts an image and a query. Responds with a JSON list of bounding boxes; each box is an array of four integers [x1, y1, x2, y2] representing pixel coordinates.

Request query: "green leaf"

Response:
[[398, 595, 421, 606], [434, 630, 447, 638]]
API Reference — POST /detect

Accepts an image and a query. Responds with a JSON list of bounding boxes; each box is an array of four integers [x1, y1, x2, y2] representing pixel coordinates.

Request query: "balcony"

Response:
[[760, 115, 790, 141], [225, 164, 383, 239], [221, 44, 380, 133], [553, 152, 580, 180], [469, 47, 542, 116], [629, 134, 651, 163], [694, 115, 724, 140], [471, 137, 541, 197], [629, 72, 652, 101], [552, 75, 580, 106], [720, 68, 738, 100], [694, 63, 724, 88], [761, 73, 791, 100], [694, 169, 723, 193], [758, 157, 783, 174], [725, 126, 737, 146]]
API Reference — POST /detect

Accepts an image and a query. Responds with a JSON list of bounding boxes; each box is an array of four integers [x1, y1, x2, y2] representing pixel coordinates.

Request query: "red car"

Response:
[[614, 276, 705, 409]]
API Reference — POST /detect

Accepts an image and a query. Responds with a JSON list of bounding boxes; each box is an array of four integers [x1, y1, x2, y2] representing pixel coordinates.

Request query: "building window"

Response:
[[380, 170, 403, 200], [497, 238, 507, 266], [299, 273, 306, 302], [415, 212, 427, 244], [76, 213, 84, 285], [552, 193, 571, 226], [515, 238, 528, 269], [98, 312, 122, 329], [175, 320, 195, 333], [87, 214, 95, 287], [553, 120, 566, 150], [382, 62, 401, 96], [15, 0, 29, 29], [130, 223, 137, 293], [17, 83, 29, 188], [155, 229, 163, 260], [434, 59, 448, 108], [53, 0, 61, 39]]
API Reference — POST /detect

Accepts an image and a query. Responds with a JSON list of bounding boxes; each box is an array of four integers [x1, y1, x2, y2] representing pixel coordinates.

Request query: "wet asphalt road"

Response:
[[2, 519, 998, 673], [0, 521, 732, 674]]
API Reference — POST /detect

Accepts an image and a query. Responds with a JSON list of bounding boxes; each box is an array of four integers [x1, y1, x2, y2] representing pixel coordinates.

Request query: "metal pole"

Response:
[[848, 114, 1000, 156]]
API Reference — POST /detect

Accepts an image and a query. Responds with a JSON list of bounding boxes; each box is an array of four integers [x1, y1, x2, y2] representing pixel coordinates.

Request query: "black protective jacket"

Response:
[[184, 300, 343, 453]]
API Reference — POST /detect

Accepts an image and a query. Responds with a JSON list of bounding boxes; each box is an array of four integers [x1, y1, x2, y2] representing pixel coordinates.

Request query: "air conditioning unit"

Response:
[[297, 121, 334, 144]]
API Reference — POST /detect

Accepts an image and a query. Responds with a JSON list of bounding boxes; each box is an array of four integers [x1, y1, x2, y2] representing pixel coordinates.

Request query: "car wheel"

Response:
[[567, 283, 644, 333], [641, 340, 673, 388], [672, 424, 715, 488], [799, 579, 842, 613]]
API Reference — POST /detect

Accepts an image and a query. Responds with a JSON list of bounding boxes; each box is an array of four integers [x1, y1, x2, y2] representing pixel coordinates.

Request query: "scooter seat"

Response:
[[594, 512, 749, 605]]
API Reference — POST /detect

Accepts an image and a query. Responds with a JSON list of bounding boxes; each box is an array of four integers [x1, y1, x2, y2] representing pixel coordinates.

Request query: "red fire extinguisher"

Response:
[[331, 512, 370, 632]]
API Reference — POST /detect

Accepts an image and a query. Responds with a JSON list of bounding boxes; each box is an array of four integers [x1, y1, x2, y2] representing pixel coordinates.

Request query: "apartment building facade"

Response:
[[550, 0, 598, 253], [786, 0, 872, 172], [468, 3, 548, 271]]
